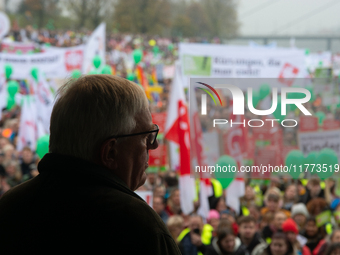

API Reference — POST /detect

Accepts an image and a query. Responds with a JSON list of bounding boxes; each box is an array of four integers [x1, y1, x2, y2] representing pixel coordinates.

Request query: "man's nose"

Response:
[[149, 138, 159, 150]]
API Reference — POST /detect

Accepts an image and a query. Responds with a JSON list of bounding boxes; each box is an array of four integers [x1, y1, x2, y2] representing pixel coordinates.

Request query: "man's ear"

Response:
[[99, 138, 117, 169]]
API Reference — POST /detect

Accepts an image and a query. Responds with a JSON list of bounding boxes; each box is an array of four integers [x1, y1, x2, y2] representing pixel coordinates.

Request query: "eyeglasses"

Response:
[[107, 124, 159, 145]]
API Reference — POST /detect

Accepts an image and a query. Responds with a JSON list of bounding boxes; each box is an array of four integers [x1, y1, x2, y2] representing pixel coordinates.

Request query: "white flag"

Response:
[[83, 23, 106, 73], [17, 96, 38, 152], [35, 71, 55, 134], [0, 74, 7, 121]]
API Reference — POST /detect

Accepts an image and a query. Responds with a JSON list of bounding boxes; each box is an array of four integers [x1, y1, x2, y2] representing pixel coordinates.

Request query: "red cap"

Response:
[[282, 218, 298, 234]]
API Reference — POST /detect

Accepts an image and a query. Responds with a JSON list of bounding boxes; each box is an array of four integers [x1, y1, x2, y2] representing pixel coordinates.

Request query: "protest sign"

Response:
[[179, 43, 305, 87], [0, 45, 84, 79]]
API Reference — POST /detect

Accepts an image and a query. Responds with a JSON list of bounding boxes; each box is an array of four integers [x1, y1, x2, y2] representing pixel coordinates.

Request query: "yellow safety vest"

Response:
[[211, 179, 223, 198], [177, 224, 213, 255]]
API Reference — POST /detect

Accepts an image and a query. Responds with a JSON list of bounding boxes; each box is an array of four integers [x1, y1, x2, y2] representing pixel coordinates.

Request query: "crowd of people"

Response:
[[146, 173, 340, 255], [2, 25, 340, 255]]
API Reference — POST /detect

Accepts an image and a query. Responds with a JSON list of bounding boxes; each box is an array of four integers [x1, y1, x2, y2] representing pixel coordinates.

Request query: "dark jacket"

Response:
[[246, 232, 266, 254], [179, 232, 207, 255], [0, 153, 181, 254], [205, 236, 247, 255]]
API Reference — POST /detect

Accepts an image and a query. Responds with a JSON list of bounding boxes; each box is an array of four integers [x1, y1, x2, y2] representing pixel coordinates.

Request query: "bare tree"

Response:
[[113, 0, 171, 35], [64, 0, 113, 29], [201, 0, 239, 38]]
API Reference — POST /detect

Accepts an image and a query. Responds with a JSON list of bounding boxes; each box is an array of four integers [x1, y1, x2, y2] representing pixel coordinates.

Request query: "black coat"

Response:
[[0, 153, 181, 254]]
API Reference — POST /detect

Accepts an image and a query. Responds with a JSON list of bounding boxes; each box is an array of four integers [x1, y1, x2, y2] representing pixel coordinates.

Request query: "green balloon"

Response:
[[6, 95, 16, 110], [315, 111, 326, 125], [31, 68, 39, 82], [7, 80, 19, 97], [132, 49, 143, 64], [93, 55, 101, 69], [285, 150, 304, 179], [16, 50, 22, 55], [153, 45, 160, 55], [5, 64, 13, 80], [305, 49, 310, 55], [101, 65, 112, 75], [36, 135, 50, 159], [215, 155, 237, 189], [304, 151, 318, 166], [259, 84, 270, 100], [316, 148, 337, 179], [71, 69, 81, 79]]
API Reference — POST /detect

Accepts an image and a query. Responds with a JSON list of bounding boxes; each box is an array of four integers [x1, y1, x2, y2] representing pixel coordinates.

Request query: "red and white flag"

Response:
[[165, 63, 196, 215]]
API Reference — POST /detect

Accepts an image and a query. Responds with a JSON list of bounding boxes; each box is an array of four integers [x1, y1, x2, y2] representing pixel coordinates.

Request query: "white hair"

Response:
[[49, 75, 148, 161]]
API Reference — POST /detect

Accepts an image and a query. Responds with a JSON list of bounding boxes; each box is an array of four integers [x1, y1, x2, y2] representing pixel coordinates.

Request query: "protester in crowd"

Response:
[[282, 184, 298, 211], [19, 147, 36, 181], [205, 226, 247, 255], [178, 214, 208, 255], [214, 196, 228, 213], [291, 203, 309, 232], [302, 216, 327, 253], [300, 178, 325, 204], [262, 211, 287, 241], [167, 215, 184, 243], [207, 209, 220, 238], [307, 198, 329, 217], [166, 188, 181, 216], [261, 193, 291, 218], [221, 209, 239, 235], [144, 171, 161, 190], [0, 75, 181, 254], [256, 232, 295, 255], [325, 243, 340, 255], [238, 216, 266, 254], [240, 185, 257, 208], [153, 184, 166, 198], [249, 205, 262, 223], [153, 195, 169, 223], [3, 160, 22, 187], [282, 218, 312, 255]]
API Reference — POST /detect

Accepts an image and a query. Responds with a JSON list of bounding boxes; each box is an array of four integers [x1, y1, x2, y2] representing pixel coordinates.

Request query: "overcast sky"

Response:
[[237, 0, 340, 36]]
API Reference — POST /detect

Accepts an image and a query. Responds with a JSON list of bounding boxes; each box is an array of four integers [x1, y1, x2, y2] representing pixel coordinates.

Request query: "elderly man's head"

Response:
[[49, 75, 158, 190]]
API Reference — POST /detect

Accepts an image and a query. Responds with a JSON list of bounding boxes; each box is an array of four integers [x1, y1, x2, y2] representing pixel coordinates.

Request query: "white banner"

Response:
[[298, 129, 340, 159], [83, 23, 106, 73], [0, 45, 85, 79], [179, 43, 306, 86]]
